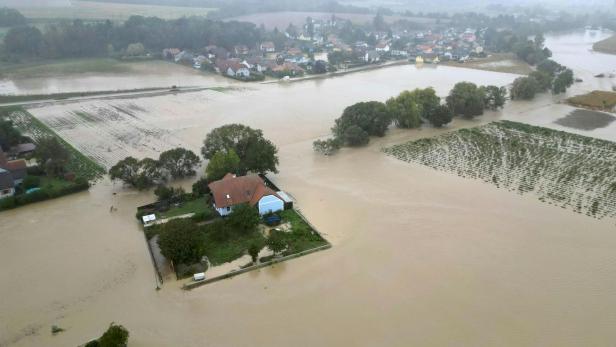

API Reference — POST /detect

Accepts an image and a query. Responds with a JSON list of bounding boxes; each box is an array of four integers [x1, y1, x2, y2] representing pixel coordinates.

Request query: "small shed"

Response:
[[276, 191, 294, 210]]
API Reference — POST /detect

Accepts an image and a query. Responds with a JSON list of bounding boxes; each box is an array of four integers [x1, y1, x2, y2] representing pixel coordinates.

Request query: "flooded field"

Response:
[[0, 60, 235, 95], [2, 32, 616, 347]]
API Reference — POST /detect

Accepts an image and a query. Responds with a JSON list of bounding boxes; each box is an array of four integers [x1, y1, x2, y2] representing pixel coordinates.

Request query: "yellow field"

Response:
[[17, 1, 214, 21], [593, 35, 616, 55], [568, 90, 616, 111]]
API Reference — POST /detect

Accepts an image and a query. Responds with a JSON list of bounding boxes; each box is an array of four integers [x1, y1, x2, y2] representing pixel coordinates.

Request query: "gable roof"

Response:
[[208, 174, 280, 209], [2, 159, 27, 181]]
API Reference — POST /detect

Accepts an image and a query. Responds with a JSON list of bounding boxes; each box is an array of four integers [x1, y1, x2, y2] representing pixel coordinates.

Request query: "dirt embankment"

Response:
[[441, 53, 533, 75], [593, 35, 616, 55]]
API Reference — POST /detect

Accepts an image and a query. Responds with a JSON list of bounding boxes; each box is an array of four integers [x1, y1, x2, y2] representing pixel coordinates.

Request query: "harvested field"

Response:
[[384, 120, 616, 220], [568, 90, 616, 112], [442, 53, 532, 75], [555, 109, 616, 130]]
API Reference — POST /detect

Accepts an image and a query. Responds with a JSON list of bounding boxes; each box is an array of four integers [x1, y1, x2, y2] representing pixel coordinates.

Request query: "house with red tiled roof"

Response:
[[208, 173, 284, 216], [0, 148, 28, 198]]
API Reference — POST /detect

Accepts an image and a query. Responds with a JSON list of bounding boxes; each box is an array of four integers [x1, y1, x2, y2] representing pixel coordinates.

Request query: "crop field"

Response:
[[17, 1, 214, 22], [227, 11, 443, 30], [568, 91, 616, 112], [5, 107, 105, 180], [21, 88, 237, 169], [383, 120, 616, 219]]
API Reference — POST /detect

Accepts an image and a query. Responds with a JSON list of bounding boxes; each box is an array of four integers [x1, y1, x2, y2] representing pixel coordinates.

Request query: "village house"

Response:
[[215, 59, 250, 78], [260, 41, 276, 53], [233, 45, 250, 56], [0, 148, 27, 198], [208, 173, 289, 216], [375, 42, 391, 53], [364, 50, 380, 63], [0, 168, 14, 199]]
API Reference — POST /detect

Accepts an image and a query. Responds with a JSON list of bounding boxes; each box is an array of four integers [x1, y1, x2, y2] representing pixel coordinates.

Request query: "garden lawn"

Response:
[[157, 197, 215, 219]]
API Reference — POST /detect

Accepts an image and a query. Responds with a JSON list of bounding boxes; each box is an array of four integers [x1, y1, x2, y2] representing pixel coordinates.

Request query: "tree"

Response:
[[98, 323, 129, 347], [248, 242, 262, 263], [154, 185, 185, 202], [552, 69, 574, 94], [342, 125, 370, 146], [4, 26, 43, 56], [266, 229, 288, 255], [0, 8, 26, 27], [0, 117, 22, 150], [35, 137, 70, 177], [529, 71, 552, 92], [201, 124, 278, 175], [333, 101, 391, 138], [109, 157, 163, 190], [446, 82, 485, 118], [386, 92, 422, 129], [313, 138, 341, 155], [425, 105, 453, 127], [481, 85, 507, 110], [158, 147, 200, 179], [510, 76, 539, 100], [158, 219, 205, 265], [125, 42, 145, 56], [227, 203, 260, 233], [192, 177, 210, 196], [205, 149, 240, 181], [537, 59, 564, 76]]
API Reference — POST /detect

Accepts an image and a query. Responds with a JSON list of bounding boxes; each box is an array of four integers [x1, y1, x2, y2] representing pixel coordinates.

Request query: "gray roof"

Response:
[[0, 168, 14, 190]]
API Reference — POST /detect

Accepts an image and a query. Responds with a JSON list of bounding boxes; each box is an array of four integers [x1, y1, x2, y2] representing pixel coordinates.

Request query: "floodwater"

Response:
[[0, 61, 236, 95], [2, 32, 616, 347]]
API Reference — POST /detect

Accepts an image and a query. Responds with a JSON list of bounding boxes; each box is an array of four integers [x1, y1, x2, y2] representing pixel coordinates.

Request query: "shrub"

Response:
[[191, 177, 210, 196], [313, 138, 341, 155], [22, 176, 40, 190], [98, 323, 129, 347]]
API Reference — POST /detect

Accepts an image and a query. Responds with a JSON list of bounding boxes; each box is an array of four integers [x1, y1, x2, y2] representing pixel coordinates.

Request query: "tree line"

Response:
[[314, 83, 506, 155], [2, 15, 264, 60], [510, 59, 574, 100]]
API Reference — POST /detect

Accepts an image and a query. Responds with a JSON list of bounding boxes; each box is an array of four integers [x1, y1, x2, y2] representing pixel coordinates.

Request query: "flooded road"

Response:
[[2, 32, 616, 347]]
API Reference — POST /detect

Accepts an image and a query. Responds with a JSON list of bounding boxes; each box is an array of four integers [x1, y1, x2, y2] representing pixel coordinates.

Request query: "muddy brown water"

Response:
[[2, 32, 616, 347]]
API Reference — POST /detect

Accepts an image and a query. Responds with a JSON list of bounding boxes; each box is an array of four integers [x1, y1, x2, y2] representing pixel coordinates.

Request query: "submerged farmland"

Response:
[[384, 121, 616, 219]]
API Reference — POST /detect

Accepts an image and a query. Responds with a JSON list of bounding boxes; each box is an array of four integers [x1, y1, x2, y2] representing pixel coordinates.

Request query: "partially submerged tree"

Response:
[[201, 124, 278, 175], [109, 157, 163, 190], [342, 125, 370, 147], [481, 85, 507, 110], [158, 219, 205, 265], [159, 147, 200, 179], [313, 138, 341, 156], [87, 323, 129, 347], [510, 76, 540, 100], [446, 82, 486, 118], [552, 69, 574, 94], [425, 105, 453, 127], [386, 91, 422, 129], [333, 101, 391, 138]]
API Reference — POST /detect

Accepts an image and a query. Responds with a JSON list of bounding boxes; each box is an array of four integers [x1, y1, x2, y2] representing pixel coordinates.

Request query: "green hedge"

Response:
[[0, 180, 90, 211]]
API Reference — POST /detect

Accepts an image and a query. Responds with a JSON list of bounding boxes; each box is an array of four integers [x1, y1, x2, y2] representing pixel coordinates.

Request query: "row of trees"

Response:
[[109, 147, 200, 189], [510, 59, 574, 100], [2, 16, 264, 60], [110, 124, 278, 191], [314, 83, 506, 155]]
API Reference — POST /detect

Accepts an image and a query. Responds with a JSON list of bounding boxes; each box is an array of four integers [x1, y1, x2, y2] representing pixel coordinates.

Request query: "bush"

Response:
[[22, 175, 40, 190], [192, 177, 210, 196], [98, 323, 129, 347], [85, 340, 100, 347], [313, 138, 341, 155]]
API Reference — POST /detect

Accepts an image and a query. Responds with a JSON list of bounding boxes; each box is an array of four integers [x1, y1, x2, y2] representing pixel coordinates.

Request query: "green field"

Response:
[[384, 121, 616, 219], [4, 106, 106, 180], [17, 1, 214, 22]]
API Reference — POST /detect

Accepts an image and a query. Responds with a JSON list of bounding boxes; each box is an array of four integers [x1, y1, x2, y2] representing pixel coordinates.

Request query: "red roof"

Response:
[[208, 174, 279, 209]]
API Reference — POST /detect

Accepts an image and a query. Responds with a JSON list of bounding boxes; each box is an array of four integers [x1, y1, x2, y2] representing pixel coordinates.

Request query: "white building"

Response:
[[208, 173, 285, 216]]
